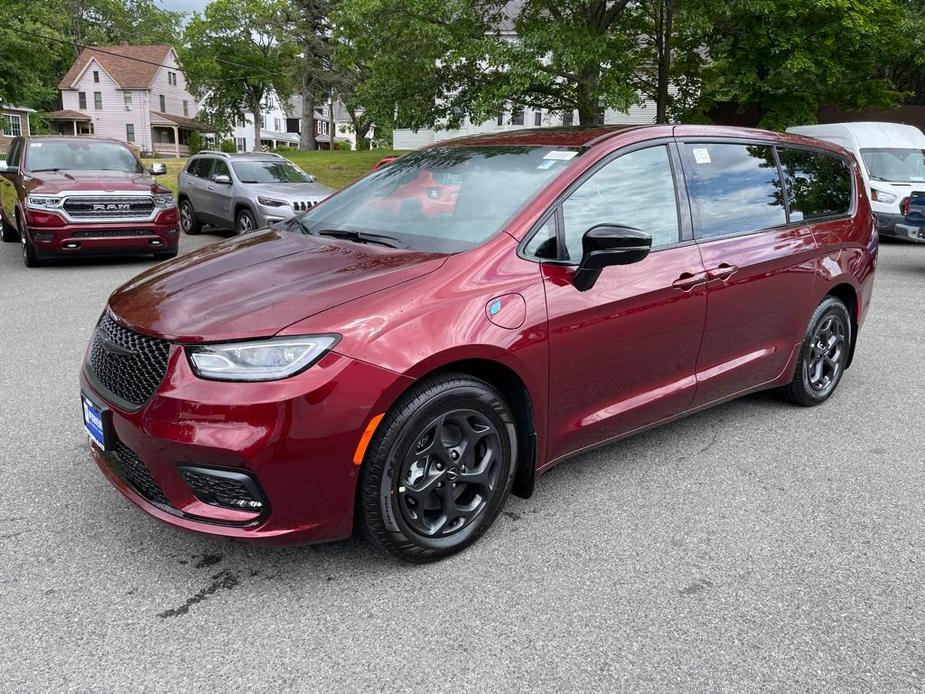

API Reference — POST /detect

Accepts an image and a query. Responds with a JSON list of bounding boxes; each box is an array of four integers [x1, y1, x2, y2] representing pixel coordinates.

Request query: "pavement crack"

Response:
[[157, 570, 239, 619]]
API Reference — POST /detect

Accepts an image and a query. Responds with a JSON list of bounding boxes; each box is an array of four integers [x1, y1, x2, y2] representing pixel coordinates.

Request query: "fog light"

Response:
[[150, 239, 163, 246], [179, 465, 268, 513], [32, 231, 54, 241], [63, 241, 80, 249]]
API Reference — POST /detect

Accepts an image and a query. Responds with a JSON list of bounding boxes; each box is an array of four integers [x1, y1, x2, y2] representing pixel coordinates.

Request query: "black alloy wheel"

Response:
[[359, 374, 517, 563], [21, 224, 41, 267], [1, 215, 18, 242], [778, 296, 852, 406]]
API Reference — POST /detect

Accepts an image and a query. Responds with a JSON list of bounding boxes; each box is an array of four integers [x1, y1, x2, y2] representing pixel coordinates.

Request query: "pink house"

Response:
[[49, 44, 209, 157]]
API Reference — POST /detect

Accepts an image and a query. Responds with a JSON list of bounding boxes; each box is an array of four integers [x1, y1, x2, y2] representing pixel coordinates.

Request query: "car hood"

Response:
[[108, 228, 447, 342], [26, 169, 166, 195], [247, 181, 334, 200]]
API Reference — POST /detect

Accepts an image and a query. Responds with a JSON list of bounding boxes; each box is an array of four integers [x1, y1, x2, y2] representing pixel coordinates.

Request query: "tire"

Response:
[[235, 208, 256, 235], [358, 373, 518, 563], [21, 227, 42, 268], [777, 296, 852, 406], [1, 215, 18, 242], [179, 199, 201, 235]]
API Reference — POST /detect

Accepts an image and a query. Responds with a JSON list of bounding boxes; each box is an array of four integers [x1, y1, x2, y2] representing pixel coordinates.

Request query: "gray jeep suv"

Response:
[[177, 151, 334, 234]]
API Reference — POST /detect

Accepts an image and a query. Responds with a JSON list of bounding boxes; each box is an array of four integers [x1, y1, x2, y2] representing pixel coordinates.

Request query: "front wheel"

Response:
[[1, 216, 18, 242], [777, 296, 852, 406], [21, 229, 42, 268], [235, 208, 256, 234], [179, 199, 201, 235], [358, 374, 518, 563]]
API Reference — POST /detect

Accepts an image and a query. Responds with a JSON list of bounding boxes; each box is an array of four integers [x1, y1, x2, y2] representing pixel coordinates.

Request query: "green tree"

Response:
[[687, 0, 905, 129], [181, 0, 301, 150]]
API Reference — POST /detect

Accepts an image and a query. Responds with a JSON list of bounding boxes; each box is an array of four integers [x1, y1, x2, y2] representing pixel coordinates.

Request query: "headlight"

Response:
[[186, 335, 340, 381], [26, 195, 63, 210], [153, 193, 176, 209], [871, 189, 897, 204], [257, 196, 287, 207]]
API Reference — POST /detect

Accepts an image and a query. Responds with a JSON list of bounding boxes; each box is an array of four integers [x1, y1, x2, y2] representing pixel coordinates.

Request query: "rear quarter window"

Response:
[[681, 143, 787, 239], [778, 148, 852, 221]]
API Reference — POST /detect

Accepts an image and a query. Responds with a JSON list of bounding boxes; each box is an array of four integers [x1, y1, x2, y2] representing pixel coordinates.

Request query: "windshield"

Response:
[[860, 148, 925, 183], [25, 140, 143, 174], [232, 160, 314, 184], [297, 146, 580, 253]]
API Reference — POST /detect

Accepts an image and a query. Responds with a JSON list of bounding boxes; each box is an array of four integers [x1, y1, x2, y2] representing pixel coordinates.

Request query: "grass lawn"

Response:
[[143, 149, 406, 197]]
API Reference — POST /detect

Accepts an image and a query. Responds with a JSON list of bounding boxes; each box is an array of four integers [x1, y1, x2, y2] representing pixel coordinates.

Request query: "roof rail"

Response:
[[192, 149, 230, 157]]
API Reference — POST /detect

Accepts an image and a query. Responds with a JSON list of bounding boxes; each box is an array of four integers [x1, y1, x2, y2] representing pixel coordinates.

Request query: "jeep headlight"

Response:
[[186, 335, 340, 381]]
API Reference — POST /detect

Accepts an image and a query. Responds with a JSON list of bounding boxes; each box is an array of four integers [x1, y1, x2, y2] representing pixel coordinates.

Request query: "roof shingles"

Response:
[[58, 45, 173, 90]]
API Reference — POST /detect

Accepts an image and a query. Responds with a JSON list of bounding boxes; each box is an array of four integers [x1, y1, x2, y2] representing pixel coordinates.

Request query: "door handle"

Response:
[[672, 271, 708, 291], [706, 263, 738, 282]]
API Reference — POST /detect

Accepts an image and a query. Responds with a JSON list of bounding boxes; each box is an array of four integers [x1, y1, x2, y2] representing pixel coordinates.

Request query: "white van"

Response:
[[786, 122, 925, 240]]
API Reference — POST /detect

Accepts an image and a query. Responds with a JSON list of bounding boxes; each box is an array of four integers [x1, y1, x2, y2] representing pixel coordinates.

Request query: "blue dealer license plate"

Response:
[[82, 395, 107, 450]]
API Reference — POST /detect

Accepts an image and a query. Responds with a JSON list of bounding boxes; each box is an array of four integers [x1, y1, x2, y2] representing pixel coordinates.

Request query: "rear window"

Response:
[[778, 148, 852, 221], [681, 143, 787, 239], [187, 158, 213, 178]]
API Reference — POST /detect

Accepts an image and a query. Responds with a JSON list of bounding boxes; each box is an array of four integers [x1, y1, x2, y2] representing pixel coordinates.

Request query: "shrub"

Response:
[[219, 139, 238, 153], [187, 131, 206, 155]]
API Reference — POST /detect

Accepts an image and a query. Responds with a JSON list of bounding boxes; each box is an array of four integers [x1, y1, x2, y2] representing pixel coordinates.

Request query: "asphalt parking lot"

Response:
[[0, 232, 923, 692]]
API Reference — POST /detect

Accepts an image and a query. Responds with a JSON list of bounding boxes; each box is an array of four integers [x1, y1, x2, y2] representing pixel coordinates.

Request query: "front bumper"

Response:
[[26, 208, 180, 257], [82, 346, 412, 545], [874, 211, 909, 237]]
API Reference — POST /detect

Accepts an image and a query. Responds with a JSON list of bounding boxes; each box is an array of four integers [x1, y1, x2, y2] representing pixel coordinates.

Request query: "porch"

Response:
[[150, 111, 211, 158]]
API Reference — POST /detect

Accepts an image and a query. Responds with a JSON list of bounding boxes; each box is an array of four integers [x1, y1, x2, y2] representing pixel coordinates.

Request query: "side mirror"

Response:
[[149, 162, 167, 175], [213, 174, 232, 185], [0, 162, 16, 177], [574, 224, 652, 291]]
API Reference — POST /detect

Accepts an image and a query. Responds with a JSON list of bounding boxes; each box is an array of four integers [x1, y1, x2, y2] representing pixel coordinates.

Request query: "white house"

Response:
[[224, 93, 301, 152], [50, 44, 209, 157]]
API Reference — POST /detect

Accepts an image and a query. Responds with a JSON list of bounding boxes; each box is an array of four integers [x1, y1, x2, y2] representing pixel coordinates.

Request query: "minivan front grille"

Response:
[[86, 313, 171, 410], [63, 196, 155, 219], [106, 441, 170, 507]]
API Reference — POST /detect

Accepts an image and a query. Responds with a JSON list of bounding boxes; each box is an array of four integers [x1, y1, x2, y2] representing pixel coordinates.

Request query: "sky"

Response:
[[158, 0, 209, 16]]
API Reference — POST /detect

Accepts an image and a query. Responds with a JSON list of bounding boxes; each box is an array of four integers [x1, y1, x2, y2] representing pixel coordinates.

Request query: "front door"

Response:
[[203, 158, 234, 226], [675, 140, 825, 406], [530, 143, 708, 463], [0, 138, 22, 228]]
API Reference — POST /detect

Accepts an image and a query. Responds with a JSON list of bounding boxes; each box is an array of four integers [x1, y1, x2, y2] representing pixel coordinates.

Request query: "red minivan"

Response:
[[80, 125, 877, 562]]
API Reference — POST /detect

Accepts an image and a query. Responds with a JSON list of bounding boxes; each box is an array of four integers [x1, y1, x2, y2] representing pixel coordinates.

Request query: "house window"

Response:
[[124, 93, 132, 110], [534, 110, 542, 127], [78, 92, 87, 109], [260, 115, 266, 128], [168, 71, 176, 86], [512, 108, 525, 126], [236, 114, 246, 128], [93, 92, 102, 110], [497, 112, 504, 126], [93, 70, 99, 83], [274, 117, 280, 132], [236, 137, 246, 152], [1, 113, 22, 137], [159, 94, 166, 112], [125, 123, 135, 142], [562, 110, 574, 127], [183, 100, 188, 117]]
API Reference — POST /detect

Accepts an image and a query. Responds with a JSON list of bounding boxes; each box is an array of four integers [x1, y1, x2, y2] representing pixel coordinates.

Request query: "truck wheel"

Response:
[[21, 229, 42, 268]]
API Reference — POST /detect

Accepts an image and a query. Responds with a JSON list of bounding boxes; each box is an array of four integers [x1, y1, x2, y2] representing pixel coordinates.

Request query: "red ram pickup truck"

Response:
[[0, 136, 179, 267]]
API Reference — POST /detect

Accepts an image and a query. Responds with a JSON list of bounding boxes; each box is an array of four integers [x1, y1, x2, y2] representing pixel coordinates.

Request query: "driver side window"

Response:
[[561, 145, 680, 261]]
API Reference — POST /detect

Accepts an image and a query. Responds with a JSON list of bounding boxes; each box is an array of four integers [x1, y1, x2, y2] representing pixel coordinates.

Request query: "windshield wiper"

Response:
[[29, 168, 63, 173], [316, 228, 406, 249]]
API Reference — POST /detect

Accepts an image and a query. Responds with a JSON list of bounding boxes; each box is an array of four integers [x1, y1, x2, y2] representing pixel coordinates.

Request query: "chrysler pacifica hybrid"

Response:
[[81, 125, 877, 562]]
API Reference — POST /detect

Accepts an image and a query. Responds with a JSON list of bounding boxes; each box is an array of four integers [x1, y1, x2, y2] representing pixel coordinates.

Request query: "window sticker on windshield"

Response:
[[544, 150, 578, 161], [30, 143, 42, 148], [537, 159, 556, 170], [692, 147, 711, 164]]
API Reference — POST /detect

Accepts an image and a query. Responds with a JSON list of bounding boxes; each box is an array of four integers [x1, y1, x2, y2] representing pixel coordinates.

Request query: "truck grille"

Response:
[[71, 228, 155, 238], [63, 196, 155, 219], [86, 313, 171, 410]]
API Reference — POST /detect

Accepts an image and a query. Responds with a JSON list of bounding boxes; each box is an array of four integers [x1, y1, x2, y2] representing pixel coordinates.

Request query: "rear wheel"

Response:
[[777, 296, 851, 406], [235, 208, 256, 234], [1, 216, 18, 242], [358, 374, 517, 563], [179, 199, 201, 235]]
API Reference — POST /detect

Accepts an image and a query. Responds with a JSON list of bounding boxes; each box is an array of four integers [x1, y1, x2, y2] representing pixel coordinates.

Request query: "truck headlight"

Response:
[[153, 193, 176, 209], [26, 195, 63, 210], [186, 335, 340, 381]]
